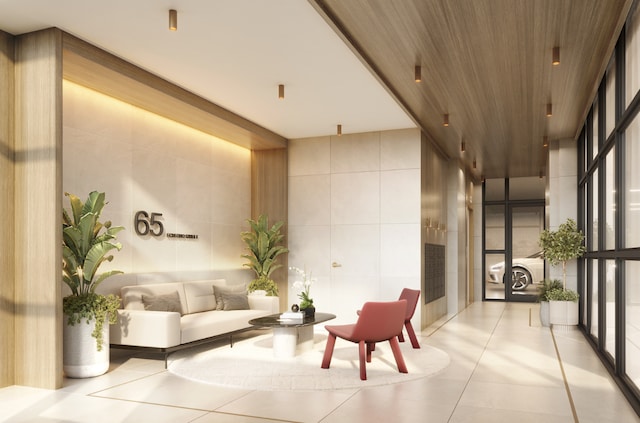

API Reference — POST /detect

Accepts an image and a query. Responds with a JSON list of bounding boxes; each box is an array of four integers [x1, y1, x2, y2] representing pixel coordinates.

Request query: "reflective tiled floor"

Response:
[[1, 302, 639, 422]]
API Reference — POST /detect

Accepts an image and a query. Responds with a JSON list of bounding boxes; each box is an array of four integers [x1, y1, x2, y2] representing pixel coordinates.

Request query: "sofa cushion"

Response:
[[141, 291, 183, 315], [180, 308, 271, 344], [183, 279, 226, 314], [213, 284, 247, 311], [122, 282, 188, 313], [221, 292, 250, 310]]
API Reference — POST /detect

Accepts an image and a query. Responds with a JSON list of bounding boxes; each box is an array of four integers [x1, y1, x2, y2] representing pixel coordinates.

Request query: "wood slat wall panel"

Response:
[[0, 29, 15, 389], [14, 28, 63, 389], [251, 149, 288, 311]]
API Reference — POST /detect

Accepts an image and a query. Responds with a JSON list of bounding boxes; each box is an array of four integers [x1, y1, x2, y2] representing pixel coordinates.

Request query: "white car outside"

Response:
[[488, 251, 544, 291]]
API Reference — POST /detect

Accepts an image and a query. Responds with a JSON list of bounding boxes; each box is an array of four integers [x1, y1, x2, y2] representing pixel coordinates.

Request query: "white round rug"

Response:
[[168, 332, 450, 391]]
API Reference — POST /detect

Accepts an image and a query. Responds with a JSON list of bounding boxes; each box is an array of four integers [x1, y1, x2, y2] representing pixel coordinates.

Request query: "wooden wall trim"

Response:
[[14, 28, 63, 389], [251, 149, 288, 311], [61, 33, 287, 151], [0, 29, 15, 389]]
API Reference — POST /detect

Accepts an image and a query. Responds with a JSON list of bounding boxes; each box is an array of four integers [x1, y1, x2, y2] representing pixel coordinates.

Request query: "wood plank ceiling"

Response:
[[310, 0, 633, 179]]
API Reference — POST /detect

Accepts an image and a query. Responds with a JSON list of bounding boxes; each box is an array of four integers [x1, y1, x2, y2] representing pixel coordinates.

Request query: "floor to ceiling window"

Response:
[[579, 0, 640, 412]]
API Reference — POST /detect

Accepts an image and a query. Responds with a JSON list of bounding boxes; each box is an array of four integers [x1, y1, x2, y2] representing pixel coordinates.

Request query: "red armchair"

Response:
[[321, 300, 408, 380], [398, 288, 421, 348]]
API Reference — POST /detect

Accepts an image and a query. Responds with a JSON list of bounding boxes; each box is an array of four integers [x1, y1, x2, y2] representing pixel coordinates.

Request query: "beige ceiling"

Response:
[[311, 0, 633, 178], [0, 0, 634, 179]]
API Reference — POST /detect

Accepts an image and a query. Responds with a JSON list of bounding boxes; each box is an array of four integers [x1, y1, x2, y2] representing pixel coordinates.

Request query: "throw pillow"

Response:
[[141, 291, 183, 315], [221, 292, 250, 311], [213, 284, 247, 310]]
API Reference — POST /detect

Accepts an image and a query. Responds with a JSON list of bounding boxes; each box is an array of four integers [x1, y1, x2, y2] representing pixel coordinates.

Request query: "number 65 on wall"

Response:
[[134, 211, 164, 236]]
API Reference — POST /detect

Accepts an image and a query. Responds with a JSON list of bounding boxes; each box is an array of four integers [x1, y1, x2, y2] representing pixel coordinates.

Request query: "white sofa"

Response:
[[110, 279, 278, 362]]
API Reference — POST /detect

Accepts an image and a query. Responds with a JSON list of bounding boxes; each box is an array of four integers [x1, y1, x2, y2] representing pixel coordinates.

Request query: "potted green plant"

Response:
[[62, 191, 124, 378], [241, 214, 289, 296], [290, 266, 316, 317], [539, 218, 586, 326], [537, 279, 562, 327]]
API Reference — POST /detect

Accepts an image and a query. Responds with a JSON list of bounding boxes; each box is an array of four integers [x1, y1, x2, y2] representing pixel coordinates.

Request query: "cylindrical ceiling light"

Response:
[[473, 159, 477, 169], [461, 141, 466, 152], [169, 9, 178, 31], [546, 103, 553, 117], [552, 46, 560, 65], [543, 135, 549, 147], [278, 84, 285, 100], [443, 114, 449, 127], [414, 65, 421, 82], [337, 124, 342, 136]]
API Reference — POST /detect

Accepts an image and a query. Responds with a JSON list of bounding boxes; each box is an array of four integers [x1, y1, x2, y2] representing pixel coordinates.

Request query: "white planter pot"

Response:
[[63, 315, 110, 378], [549, 301, 579, 326], [539, 301, 550, 327]]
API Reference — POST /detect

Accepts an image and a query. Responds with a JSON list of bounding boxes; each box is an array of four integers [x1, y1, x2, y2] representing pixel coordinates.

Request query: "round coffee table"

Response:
[[249, 312, 336, 358]]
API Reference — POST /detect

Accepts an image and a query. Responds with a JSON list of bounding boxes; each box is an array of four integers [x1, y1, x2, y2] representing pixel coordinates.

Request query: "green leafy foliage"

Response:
[[537, 279, 563, 302], [539, 219, 586, 266], [247, 275, 279, 296], [298, 289, 313, 310], [546, 288, 579, 302], [241, 215, 289, 296], [539, 218, 585, 291], [63, 293, 121, 351], [62, 191, 124, 350]]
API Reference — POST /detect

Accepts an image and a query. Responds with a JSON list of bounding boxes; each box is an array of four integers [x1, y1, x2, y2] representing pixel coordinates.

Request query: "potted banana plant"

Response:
[[62, 191, 124, 378], [241, 214, 288, 296]]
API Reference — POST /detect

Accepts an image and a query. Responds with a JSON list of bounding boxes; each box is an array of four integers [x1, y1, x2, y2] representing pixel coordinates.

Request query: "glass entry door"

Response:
[[506, 204, 545, 301]]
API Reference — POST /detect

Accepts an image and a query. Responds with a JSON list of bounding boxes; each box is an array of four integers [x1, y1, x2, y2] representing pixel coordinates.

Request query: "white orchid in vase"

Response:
[[290, 266, 316, 310]]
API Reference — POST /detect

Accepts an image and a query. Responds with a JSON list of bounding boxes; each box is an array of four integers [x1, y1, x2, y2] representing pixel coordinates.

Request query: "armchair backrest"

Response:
[[351, 300, 407, 342], [399, 288, 420, 320]]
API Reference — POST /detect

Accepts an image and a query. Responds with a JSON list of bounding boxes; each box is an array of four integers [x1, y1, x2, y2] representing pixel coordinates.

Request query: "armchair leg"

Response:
[[358, 340, 367, 380], [321, 333, 337, 369], [388, 337, 408, 374], [366, 342, 374, 362], [398, 332, 405, 343], [404, 321, 420, 349]]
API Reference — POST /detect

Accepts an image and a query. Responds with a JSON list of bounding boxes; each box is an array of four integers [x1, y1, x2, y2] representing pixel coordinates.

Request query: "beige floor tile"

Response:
[[216, 389, 355, 423], [93, 372, 251, 410], [470, 360, 564, 387], [449, 405, 575, 423], [322, 394, 454, 423], [191, 412, 286, 423], [1, 387, 206, 423], [458, 380, 572, 417], [571, 387, 640, 423]]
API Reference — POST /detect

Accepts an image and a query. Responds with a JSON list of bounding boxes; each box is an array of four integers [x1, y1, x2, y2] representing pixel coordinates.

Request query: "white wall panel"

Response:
[[289, 174, 331, 225], [381, 128, 421, 170], [289, 128, 421, 327], [381, 169, 421, 223], [330, 132, 380, 173], [331, 172, 380, 224], [288, 136, 330, 176]]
